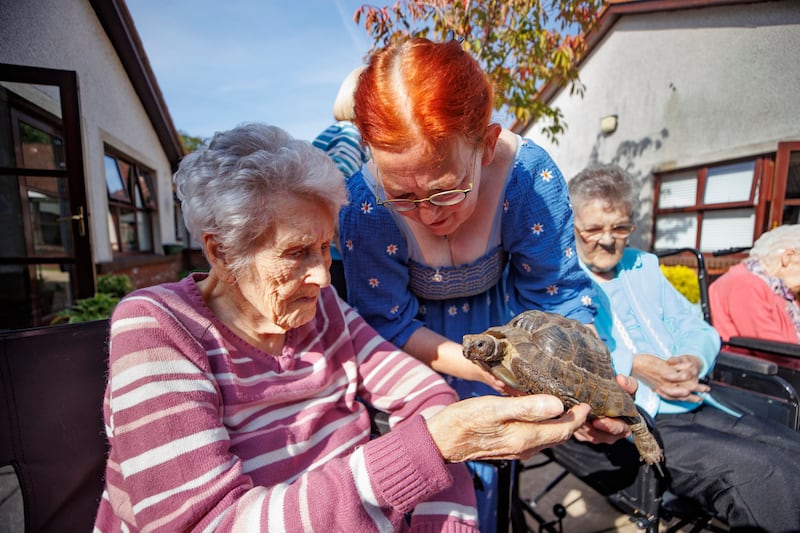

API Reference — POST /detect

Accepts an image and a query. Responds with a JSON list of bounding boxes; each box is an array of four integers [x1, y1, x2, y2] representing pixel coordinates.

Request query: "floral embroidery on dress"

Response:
[[390, 305, 399, 314], [386, 243, 398, 255], [345, 239, 353, 251], [565, 247, 573, 258], [419, 305, 427, 315], [531, 223, 544, 235], [540, 169, 553, 181], [547, 284, 559, 295], [522, 263, 532, 272], [581, 295, 593, 306], [448, 305, 458, 316], [462, 302, 470, 313], [360, 201, 373, 214], [368, 277, 379, 288], [503, 199, 509, 212]]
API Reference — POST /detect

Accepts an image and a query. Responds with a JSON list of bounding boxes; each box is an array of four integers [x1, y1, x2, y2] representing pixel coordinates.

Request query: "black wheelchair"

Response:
[[506, 247, 800, 533]]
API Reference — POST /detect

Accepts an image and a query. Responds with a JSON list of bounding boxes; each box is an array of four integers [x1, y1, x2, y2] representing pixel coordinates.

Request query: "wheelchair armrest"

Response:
[[372, 410, 391, 436], [726, 336, 800, 360], [716, 350, 778, 376]]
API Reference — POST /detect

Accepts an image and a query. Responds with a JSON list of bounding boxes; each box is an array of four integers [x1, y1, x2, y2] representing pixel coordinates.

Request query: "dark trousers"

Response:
[[552, 405, 800, 532]]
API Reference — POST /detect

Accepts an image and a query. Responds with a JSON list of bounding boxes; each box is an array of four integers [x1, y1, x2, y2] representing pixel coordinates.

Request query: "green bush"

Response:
[[659, 264, 700, 304], [97, 273, 134, 298], [51, 273, 133, 324]]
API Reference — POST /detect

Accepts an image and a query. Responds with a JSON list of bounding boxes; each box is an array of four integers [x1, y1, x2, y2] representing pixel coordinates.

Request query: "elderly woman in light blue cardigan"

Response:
[[560, 164, 800, 532], [586, 247, 720, 417]]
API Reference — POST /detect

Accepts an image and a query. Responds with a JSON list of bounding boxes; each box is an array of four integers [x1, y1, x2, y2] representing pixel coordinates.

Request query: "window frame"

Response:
[[652, 156, 769, 253], [0, 63, 95, 328], [104, 148, 157, 255], [770, 141, 800, 228]]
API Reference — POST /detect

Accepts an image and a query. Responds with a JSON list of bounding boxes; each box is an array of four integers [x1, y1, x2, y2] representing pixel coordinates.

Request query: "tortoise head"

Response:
[[462, 332, 506, 363]]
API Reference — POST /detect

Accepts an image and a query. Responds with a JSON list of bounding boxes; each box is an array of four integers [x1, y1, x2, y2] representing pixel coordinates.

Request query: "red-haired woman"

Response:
[[339, 38, 620, 531]]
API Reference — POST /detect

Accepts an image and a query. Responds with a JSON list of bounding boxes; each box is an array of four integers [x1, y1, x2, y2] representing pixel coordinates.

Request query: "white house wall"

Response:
[[0, 0, 176, 262], [522, 1, 800, 248]]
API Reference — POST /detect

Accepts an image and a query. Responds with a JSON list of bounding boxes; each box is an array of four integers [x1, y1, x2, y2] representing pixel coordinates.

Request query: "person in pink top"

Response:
[[93, 122, 634, 532], [710, 224, 800, 343]]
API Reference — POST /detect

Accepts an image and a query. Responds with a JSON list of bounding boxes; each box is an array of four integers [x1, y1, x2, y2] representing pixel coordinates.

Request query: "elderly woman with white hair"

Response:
[[92, 122, 621, 533], [560, 164, 800, 532], [710, 224, 800, 343]]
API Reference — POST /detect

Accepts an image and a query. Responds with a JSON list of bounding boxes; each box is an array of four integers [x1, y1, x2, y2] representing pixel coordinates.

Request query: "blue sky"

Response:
[[127, 1, 373, 143]]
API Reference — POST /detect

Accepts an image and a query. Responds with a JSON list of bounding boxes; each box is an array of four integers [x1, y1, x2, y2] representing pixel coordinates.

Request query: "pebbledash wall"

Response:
[[1, 0, 191, 294], [517, 0, 800, 270]]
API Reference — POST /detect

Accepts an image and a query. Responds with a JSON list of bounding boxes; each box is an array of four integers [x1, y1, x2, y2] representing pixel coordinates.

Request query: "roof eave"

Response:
[[89, 0, 184, 170]]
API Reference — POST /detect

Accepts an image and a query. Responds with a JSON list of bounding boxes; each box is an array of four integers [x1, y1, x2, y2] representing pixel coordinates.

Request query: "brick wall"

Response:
[[97, 254, 183, 290]]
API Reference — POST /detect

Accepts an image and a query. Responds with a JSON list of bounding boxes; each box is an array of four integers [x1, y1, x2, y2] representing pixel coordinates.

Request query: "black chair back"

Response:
[[0, 319, 109, 532]]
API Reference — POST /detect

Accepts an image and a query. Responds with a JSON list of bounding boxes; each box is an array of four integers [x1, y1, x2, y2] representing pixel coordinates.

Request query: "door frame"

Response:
[[0, 63, 95, 324]]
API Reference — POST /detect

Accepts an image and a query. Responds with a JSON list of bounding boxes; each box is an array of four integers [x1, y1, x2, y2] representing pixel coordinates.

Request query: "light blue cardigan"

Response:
[[584, 248, 722, 417]]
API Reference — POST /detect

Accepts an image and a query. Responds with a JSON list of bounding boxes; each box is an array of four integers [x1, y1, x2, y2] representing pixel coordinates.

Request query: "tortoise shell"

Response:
[[463, 310, 663, 465]]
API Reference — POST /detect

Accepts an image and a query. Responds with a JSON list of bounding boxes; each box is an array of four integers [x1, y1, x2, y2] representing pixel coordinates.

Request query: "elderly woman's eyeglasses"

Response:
[[375, 149, 478, 212], [576, 223, 635, 242]]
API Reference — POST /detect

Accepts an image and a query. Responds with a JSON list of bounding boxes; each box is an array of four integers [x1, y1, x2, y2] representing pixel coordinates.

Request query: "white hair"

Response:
[[750, 224, 800, 265], [174, 123, 347, 277]]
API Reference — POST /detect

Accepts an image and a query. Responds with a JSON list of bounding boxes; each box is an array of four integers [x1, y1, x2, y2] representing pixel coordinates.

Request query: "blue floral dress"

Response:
[[339, 136, 596, 532], [339, 136, 596, 397]]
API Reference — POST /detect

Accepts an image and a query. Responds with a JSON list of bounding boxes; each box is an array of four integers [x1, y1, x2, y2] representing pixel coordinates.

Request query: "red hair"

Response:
[[354, 38, 493, 159]]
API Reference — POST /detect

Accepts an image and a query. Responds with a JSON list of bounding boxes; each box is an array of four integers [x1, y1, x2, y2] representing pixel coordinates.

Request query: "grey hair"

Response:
[[749, 224, 800, 265], [174, 123, 348, 278], [568, 164, 636, 217]]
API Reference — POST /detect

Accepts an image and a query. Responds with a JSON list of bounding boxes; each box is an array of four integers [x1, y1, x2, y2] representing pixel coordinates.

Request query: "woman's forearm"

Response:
[[403, 326, 485, 380]]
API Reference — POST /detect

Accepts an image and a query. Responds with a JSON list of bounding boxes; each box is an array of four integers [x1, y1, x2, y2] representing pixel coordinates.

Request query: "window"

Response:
[[654, 143, 800, 257], [104, 151, 156, 253], [653, 160, 761, 253], [775, 143, 800, 226], [172, 182, 185, 246]]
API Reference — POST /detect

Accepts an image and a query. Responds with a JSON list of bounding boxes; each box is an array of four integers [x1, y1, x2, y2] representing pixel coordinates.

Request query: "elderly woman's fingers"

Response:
[[458, 394, 565, 423], [426, 396, 592, 463], [615, 373, 638, 396], [461, 403, 590, 462], [569, 375, 637, 445], [656, 380, 708, 402], [573, 415, 632, 444]]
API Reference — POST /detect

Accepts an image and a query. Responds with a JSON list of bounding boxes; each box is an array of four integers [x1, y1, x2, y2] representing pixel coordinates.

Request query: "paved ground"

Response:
[[516, 453, 650, 532], [515, 453, 728, 533], [0, 466, 22, 533]]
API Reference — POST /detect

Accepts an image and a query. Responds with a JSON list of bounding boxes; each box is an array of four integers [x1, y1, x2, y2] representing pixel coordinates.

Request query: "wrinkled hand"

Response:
[[633, 353, 708, 402], [426, 395, 591, 462], [572, 374, 636, 444]]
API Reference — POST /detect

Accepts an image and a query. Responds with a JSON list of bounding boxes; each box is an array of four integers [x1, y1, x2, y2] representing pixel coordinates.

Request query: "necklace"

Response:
[[432, 235, 455, 282]]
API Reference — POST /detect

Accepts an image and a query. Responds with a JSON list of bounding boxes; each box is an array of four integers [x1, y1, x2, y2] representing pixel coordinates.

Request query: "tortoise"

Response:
[[462, 309, 663, 465]]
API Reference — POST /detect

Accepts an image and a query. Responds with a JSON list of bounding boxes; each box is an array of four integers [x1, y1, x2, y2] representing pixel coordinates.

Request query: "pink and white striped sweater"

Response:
[[94, 273, 478, 532]]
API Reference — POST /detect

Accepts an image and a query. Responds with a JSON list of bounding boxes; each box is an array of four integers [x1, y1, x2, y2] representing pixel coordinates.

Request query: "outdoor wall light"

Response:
[[600, 114, 618, 134]]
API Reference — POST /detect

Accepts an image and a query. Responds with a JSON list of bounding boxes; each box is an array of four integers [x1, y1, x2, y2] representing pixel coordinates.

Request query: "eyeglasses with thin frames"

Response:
[[575, 223, 635, 242], [375, 147, 478, 212]]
